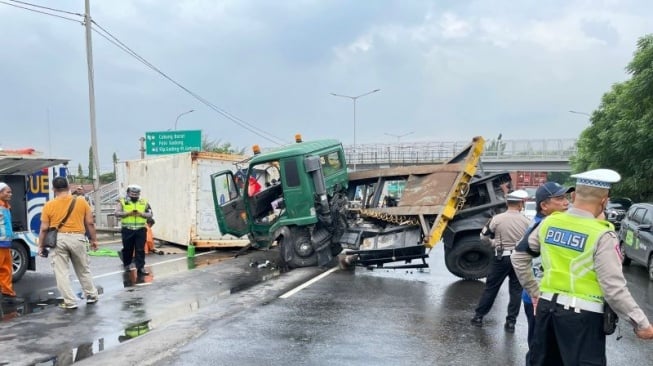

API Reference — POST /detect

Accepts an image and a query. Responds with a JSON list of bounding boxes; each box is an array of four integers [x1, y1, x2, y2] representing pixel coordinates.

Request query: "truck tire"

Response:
[[444, 233, 492, 280], [279, 227, 318, 268], [11, 241, 29, 282]]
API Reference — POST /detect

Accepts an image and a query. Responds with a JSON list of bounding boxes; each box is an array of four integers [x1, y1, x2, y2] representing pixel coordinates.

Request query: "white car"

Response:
[[524, 201, 536, 220]]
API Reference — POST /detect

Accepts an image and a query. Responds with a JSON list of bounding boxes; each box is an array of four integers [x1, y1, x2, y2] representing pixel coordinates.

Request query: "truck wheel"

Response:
[[279, 228, 317, 268], [620, 242, 631, 266], [11, 241, 29, 282], [444, 233, 492, 280]]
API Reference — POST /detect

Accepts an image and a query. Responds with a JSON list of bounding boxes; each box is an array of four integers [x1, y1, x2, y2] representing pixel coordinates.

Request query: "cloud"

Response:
[[0, 0, 651, 173]]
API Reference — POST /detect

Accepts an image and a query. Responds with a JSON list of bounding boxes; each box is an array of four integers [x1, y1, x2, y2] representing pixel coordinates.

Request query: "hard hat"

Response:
[[127, 184, 142, 193], [127, 184, 142, 197]]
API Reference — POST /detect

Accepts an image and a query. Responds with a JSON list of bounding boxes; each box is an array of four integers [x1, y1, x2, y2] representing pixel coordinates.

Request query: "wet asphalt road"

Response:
[[133, 246, 653, 366], [1, 239, 291, 366], [4, 240, 653, 365]]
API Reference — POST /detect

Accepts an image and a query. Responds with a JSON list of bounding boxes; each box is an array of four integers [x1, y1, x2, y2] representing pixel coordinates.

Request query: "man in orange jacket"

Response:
[[0, 182, 17, 303], [145, 218, 155, 254]]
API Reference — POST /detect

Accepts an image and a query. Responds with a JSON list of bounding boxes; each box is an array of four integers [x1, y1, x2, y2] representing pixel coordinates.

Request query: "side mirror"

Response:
[[637, 224, 651, 232]]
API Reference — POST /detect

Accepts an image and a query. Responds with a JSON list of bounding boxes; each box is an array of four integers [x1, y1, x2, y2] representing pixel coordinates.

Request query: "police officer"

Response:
[[512, 169, 653, 365], [471, 189, 530, 332], [512, 181, 573, 365], [115, 185, 153, 276]]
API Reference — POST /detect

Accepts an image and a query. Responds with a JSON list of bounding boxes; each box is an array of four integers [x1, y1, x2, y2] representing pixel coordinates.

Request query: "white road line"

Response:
[[279, 267, 339, 299], [91, 249, 218, 280]]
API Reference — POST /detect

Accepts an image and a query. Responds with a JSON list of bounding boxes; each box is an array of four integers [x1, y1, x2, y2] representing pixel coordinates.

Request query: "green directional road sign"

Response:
[[145, 130, 202, 155]]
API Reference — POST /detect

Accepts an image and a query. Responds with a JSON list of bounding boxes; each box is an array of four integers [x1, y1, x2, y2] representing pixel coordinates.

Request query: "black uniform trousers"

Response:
[[121, 227, 146, 270], [474, 255, 523, 322], [529, 297, 606, 366]]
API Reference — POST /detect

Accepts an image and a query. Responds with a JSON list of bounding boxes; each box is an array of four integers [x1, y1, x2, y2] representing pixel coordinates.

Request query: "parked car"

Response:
[[524, 201, 536, 220], [605, 198, 632, 230], [618, 203, 653, 281]]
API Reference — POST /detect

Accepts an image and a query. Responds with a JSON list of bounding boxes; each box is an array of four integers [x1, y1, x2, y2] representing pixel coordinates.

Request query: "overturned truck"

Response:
[[211, 136, 512, 280]]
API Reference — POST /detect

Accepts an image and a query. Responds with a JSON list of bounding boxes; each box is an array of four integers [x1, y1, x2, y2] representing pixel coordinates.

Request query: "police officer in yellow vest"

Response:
[[115, 185, 153, 276], [512, 169, 653, 365]]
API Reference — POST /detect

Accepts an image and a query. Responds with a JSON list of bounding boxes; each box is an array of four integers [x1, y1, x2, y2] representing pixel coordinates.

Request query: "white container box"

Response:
[[116, 151, 249, 248]]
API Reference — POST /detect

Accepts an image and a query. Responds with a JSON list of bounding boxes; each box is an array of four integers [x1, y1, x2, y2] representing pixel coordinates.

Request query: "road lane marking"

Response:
[[279, 267, 339, 299], [91, 249, 218, 279]]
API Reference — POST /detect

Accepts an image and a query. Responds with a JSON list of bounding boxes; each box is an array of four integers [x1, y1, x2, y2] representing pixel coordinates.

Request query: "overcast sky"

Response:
[[1, 0, 651, 172]]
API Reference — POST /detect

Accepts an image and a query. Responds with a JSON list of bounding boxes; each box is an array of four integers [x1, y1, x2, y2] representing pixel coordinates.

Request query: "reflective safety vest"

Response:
[[120, 198, 148, 230], [538, 211, 613, 304]]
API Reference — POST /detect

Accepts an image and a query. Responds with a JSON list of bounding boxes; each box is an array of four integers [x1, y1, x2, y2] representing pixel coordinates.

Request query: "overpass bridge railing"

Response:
[[344, 139, 577, 165]]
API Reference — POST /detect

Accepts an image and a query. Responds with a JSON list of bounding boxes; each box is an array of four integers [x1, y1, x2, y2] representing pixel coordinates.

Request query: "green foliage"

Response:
[[202, 137, 245, 155], [548, 172, 572, 186], [572, 34, 653, 201], [100, 172, 115, 184], [77, 163, 84, 179], [112, 152, 118, 175], [485, 133, 506, 157]]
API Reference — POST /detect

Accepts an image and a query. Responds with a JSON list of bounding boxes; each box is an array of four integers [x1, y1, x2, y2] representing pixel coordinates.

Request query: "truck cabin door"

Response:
[[210, 170, 249, 236]]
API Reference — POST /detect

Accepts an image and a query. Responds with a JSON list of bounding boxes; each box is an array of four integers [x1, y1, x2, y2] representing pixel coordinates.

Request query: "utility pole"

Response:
[[84, 0, 101, 225], [139, 137, 145, 159]]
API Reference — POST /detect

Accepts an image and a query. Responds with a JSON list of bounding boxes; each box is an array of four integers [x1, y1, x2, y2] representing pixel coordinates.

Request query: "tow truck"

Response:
[[211, 135, 512, 279], [0, 152, 68, 281]]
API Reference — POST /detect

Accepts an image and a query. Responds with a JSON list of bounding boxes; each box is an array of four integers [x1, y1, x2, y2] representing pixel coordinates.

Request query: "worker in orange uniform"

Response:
[[0, 182, 18, 304], [145, 218, 155, 254]]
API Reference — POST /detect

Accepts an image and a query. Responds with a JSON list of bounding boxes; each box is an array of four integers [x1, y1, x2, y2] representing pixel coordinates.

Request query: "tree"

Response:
[[485, 133, 506, 157], [87, 146, 94, 181], [572, 34, 653, 201], [77, 164, 84, 180], [100, 172, 115, 184], [202, 137, 246, 155], [112, 152, 118, 175], [547, 172, 572, 186]]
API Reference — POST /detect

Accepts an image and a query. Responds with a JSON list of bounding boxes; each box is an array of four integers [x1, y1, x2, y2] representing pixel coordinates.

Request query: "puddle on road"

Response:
[[2, 250, 253, 321], [27, 319, 153, 366], [2, 248, 283, 365], [1, 286, 106, 321]]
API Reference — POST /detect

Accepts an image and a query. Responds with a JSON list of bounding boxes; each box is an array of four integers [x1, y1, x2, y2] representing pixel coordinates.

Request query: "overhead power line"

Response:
[[0, 0, 82, 23], [0, 0, 287, 145], [90, 20, 287, 146], [8, 0, 82, 16]]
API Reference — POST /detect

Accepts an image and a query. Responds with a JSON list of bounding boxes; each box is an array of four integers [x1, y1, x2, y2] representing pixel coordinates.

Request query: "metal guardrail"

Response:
[[345, 139, 578, 165]]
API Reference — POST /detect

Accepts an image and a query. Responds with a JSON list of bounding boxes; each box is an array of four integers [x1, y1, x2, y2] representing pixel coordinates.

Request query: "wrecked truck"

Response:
[[211, 135, 512, 279]]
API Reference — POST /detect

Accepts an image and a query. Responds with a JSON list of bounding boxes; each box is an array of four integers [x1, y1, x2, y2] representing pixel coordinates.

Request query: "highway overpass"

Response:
[[346, 138, 577, 172]]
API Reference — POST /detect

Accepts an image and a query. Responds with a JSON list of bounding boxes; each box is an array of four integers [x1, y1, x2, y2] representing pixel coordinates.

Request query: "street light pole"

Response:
[[330, 89, 381, 171], [384, 131, 414, 142], [174, 109, 195, 130]]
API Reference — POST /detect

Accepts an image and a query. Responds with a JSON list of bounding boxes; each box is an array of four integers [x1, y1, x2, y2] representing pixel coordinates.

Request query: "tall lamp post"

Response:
[[330, 89, 381, 171], [384, 131, 414, 142], [174, 109, 195, 130]]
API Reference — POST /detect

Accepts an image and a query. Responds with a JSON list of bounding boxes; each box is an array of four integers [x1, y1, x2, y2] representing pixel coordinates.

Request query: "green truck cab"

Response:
[[212, 135, 516, 280], [211, 138, 349, 268]]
